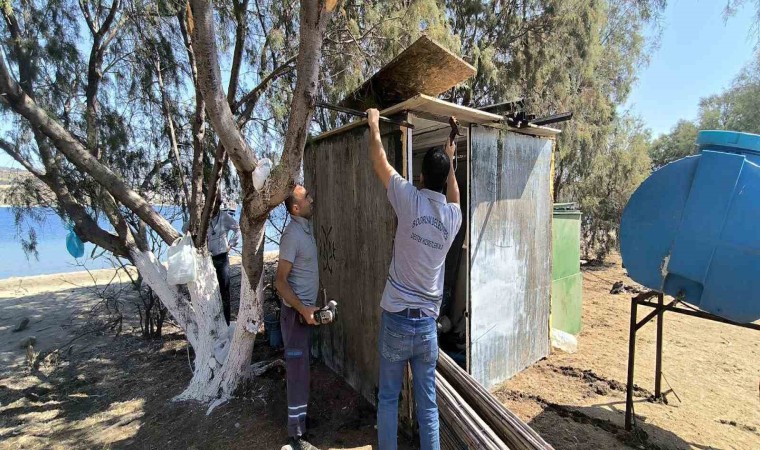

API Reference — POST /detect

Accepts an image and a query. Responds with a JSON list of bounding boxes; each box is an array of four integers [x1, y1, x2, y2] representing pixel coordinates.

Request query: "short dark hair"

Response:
[[284, 184, 300, 214], [421, 146, 450, 193]]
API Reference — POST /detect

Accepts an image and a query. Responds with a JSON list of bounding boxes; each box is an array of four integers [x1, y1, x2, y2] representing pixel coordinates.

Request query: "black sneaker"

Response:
[[288, 435, 319, 450]]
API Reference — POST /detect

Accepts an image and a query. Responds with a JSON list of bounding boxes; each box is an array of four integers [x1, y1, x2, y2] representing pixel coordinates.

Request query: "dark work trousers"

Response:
[[280, 303, 311, 438], [212, 252, 231, 324]]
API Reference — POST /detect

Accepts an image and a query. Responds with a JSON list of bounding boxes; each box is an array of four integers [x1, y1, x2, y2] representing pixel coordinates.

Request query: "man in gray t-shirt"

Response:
[[366, 108, 462, 450], [274, 183, 320, 450]]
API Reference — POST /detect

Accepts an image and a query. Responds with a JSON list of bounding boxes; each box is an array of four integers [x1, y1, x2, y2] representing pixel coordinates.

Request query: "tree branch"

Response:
[[253, 0, 278, 73], [102, 15, 127, 49], [34, 136, 131, 257], [140, 157, 172, 193], [78, 0, 97, 35], [155, 57, 190, 205], [178, 3, 206, 242], [265, 1, 334, 210], [0, 53, 181, 245], [2, 5, 36, 96], [0, 138, 45, 177], [82, 0, 122, 159], [98, 0, 121, 39], [188, 0, 257, 173], [234, 54, 296, 113], [197, 142, 225, 245], [227, 0, 249, 105]]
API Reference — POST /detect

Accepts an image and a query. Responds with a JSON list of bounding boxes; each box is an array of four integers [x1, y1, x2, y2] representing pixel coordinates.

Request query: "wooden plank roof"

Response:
[[311, 94, 560, 143]]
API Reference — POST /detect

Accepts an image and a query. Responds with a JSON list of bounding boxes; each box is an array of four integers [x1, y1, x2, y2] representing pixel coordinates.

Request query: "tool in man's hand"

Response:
[[448, 116, 462, 146], [299, 300, 338, 326], [315, 102, 414, 129], [447, 116, 462, 167]]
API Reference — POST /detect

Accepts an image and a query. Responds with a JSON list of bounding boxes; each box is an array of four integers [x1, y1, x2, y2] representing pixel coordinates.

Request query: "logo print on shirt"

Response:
[[411, 215, 449, 240], [410, 232, 443, 250]]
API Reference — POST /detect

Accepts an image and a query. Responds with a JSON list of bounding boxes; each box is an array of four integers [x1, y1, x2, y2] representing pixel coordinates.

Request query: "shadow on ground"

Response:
[[0, 261, 416, 450], [505, 390, 730, 450], [0, 319, 411, 449]]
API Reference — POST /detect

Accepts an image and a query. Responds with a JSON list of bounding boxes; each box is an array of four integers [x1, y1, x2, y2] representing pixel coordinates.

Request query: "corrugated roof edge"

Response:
[[311, 94, 561, 143]]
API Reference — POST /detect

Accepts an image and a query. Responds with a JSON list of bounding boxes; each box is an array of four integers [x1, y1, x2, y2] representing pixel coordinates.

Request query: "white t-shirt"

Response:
[[207, 212, 240, 257]]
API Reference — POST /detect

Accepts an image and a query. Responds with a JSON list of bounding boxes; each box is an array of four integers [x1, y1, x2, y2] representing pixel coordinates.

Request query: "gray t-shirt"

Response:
[[381, 174, 462, 318], [279, 215, 319, 307]]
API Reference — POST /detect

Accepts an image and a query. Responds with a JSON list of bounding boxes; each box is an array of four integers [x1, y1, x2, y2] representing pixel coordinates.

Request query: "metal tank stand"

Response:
[[625, 291, 760, 431]]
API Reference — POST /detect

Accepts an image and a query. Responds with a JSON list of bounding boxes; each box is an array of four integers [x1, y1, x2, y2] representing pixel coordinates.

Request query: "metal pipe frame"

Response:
[[625, 292, 760, 430]]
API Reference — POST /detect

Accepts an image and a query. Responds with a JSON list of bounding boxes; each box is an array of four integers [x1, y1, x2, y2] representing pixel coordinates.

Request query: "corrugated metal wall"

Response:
[[304, 124, 402, 405], [469, 127, 553, 389]]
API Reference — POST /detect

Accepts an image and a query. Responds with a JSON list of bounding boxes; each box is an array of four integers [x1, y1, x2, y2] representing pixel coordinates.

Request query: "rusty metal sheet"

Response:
[[468, 126, 553, 389]]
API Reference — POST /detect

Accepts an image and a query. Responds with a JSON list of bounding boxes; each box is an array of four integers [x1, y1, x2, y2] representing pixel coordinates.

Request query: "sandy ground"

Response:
[[0, 254, 411, 450], [1, 253, 758, 449], [494, 254, 760, 450]]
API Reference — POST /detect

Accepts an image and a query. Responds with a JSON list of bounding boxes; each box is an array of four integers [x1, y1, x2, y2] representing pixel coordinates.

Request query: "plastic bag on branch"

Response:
[[65, 226, 85, 258], [167, 233, 197, 285]]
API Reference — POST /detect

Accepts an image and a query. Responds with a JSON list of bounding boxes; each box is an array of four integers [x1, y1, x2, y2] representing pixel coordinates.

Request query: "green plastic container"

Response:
[[552, 203, 582, 335]]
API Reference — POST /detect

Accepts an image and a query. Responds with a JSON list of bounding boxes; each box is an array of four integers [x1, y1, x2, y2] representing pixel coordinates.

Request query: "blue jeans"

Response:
[[377, 310, 440, 450]]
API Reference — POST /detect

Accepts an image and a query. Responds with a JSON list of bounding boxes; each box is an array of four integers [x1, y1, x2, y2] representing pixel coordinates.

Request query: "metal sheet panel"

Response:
[[303, 123, 402, 405], [469, 127, 553, 389]]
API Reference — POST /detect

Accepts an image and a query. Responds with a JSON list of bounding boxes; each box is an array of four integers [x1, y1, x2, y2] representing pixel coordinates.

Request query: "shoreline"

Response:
[[0, 250, 280, 290]]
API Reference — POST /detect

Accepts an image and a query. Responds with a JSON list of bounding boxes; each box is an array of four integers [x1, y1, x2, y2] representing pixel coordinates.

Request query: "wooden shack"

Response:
[[304, 37, 560, 412]]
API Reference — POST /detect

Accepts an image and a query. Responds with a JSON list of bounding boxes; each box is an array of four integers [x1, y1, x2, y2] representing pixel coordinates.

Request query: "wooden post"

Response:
[[405, 113, 414, 179]]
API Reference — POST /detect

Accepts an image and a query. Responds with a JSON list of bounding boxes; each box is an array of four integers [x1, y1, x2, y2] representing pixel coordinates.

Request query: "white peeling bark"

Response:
[[174, 254, 231, 402], [201, 217, 266, 413], [130, 249, 195, 338], [130, 247, 231, 403]]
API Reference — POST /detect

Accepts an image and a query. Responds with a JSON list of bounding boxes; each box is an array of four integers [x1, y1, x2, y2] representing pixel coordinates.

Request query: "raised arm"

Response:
[[444, 138, 460, 205], [367, 108, 398, 189]]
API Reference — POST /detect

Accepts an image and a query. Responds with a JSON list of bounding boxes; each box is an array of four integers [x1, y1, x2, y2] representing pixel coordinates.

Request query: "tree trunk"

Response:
[[0, 0, 331, 410], [130, 248, 226, 399], [129, 216, 265, 409]]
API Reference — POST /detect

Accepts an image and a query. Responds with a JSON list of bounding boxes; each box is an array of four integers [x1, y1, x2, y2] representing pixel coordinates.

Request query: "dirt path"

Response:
[[2, 253, 758, 449], [494, 254, 760, 450], [0, 256, 412, 450]]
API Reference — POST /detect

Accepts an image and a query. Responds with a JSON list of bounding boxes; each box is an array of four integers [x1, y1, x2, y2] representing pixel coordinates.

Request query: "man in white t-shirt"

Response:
[[207, 197, 240, 325], [366, 108, 462, 450]]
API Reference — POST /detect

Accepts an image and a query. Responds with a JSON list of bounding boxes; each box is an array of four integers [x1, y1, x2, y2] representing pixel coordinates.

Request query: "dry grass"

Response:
[[494, 253, 760, 450]]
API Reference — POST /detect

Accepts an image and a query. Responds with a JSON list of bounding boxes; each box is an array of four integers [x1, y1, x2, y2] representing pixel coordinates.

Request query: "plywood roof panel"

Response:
[[339, 35, 476, 110]]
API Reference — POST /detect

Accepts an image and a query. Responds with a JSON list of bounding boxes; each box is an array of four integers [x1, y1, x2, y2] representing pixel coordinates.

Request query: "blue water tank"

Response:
[[620, 130, 760, 323]]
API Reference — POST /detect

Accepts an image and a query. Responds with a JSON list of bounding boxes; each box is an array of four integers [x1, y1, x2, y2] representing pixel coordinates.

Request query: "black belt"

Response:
[[393, 308, 425, 318]]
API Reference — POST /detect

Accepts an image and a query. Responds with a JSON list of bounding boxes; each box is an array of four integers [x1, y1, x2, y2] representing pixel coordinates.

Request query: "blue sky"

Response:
[[624, 0, 758, 137]]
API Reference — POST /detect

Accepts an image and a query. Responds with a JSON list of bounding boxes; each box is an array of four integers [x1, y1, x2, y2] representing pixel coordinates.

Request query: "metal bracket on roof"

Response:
[[479, 99, 525, 115], [479, 99, 573, 129]]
